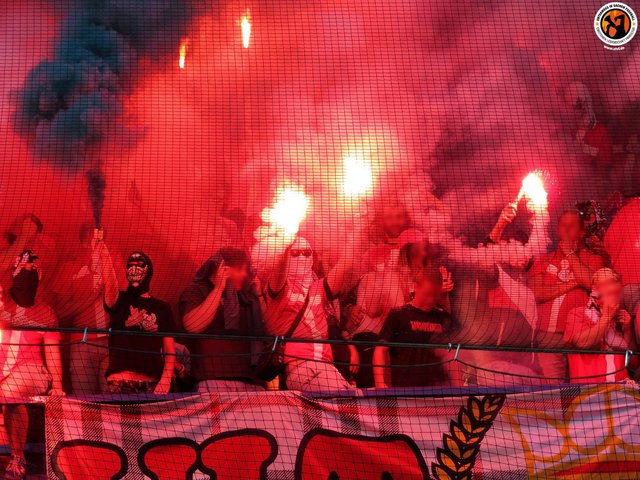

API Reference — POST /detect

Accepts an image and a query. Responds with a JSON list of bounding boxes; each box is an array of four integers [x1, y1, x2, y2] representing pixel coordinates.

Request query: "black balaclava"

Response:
[[126, 251, 153, 296], [9, 250, 39, 308]]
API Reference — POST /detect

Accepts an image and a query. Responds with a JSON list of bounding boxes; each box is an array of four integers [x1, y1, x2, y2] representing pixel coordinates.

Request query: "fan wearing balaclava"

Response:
[[94, 240, 176, 395], [125, 252, 153, 296]]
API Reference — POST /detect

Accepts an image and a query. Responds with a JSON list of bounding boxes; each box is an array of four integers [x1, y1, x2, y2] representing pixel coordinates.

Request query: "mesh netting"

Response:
[[0, 0, 639, 477]]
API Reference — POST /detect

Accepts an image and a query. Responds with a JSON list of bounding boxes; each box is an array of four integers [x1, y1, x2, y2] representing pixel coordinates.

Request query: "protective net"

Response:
[[0, 0, 639, 478]]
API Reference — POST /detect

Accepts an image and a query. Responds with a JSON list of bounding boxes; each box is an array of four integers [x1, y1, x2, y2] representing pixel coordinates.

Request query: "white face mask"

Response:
[[287, 238, 314, 290]]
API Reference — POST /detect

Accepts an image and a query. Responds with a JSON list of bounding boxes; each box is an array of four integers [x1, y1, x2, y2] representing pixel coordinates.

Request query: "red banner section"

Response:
[[45, 385, 640, 479]]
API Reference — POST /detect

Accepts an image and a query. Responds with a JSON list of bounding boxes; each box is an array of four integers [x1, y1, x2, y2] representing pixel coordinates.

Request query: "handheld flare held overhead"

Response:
[[343, 155, 373, 197], [241, 12, 252, 48], [260, 186, 310, 238], [86, 169, 106, 228], [516, 172, 548, 208], [179, 38, 189, 69]]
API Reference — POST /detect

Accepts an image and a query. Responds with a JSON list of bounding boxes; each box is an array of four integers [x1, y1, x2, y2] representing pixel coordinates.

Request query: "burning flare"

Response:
[[517, 172, 548, 207], [261, 185, 309, 237], [241, 13, 252, 48], [179, 38, 189, 69], [343, 155, 373, 197]]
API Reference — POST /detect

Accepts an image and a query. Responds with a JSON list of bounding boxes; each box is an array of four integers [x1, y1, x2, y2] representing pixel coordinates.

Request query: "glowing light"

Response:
[[517, 172, 548, 207], [241, 13, 251, 48], [261, 185, 309, 237], [179, 38, 189, 69], [343, 156, 373, 197]]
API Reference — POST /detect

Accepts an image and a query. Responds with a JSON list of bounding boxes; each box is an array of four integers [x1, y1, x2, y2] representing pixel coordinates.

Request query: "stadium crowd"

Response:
[[0, 194, 639, 478]]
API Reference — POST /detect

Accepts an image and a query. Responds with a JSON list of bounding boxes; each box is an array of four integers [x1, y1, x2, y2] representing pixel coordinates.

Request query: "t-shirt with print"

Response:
[[529, 249, 604, 333], [105, 291, 176, 380], [379, 304, 453, 387], [563, 306, 628, 383], [264, 278, 335, 364]]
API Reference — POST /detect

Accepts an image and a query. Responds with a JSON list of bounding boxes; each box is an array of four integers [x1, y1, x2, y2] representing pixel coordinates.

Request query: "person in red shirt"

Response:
[[264, 230, 366, 391], [0, 250, 64, 480], [605, 198, 640, 287], [565, 82, 614, 172], [363, 204, 424, 273], [603, 198, 640, 345], [563, 268, 634, 383], [528, 209, 605, 382]]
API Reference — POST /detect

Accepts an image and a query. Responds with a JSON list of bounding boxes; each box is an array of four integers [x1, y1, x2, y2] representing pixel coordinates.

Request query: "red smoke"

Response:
[[0, 0, 638, 308]]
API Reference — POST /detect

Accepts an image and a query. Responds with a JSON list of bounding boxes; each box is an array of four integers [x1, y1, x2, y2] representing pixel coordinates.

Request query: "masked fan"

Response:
[[94, 241, 176, 395], [260, 227, 367, 392]]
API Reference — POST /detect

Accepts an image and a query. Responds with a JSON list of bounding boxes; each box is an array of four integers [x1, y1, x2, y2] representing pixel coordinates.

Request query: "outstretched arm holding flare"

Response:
[[488, 203, 517, 244], [326, 224, 369, 296], [94, 236, 119, 309], [268, 241, 294, 296]]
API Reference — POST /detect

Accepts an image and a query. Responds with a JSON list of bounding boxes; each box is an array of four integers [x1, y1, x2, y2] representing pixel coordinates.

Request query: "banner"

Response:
[[45, 384, 640, 479]]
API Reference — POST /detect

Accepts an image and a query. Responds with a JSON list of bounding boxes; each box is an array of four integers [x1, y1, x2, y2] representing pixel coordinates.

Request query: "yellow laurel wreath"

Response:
[[432, 394, 506, 480]]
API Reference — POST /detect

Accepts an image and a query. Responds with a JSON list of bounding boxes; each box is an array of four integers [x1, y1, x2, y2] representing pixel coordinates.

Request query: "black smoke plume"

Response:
[[12, 0, 203, 225], [86, 169, 106, 227]]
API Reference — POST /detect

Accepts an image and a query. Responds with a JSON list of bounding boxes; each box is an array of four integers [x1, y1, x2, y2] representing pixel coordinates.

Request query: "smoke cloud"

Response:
[[11, 0, 204, 224], [0, 0, 638, 310]]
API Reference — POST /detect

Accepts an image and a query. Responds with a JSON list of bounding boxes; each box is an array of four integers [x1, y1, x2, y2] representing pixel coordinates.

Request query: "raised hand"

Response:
[[212, 260, 230, 288], [439, 266, 454, 293], [500, 203, 518, 225]]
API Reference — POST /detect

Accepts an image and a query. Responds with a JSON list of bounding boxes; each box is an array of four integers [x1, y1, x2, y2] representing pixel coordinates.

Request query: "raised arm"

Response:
[[488, 204, 517, 244], [268, 243, 292, 295], [182, 262, 229, 334], [0, 216, 41, 275], [326, 225, 368, 296], [95, 241, 119, 309]]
